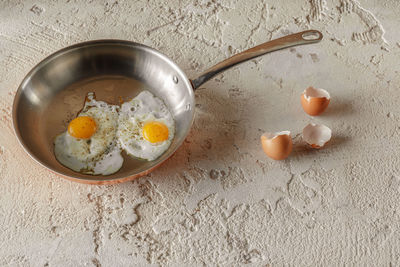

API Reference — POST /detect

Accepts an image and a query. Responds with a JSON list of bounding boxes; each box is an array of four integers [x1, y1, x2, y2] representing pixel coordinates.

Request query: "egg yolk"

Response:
[[68, 116, 97, 139], [142, 121, 169, 143]]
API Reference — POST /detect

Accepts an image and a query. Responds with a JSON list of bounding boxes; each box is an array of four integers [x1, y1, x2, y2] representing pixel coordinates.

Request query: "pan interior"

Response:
[[13, 41, 194, 181]]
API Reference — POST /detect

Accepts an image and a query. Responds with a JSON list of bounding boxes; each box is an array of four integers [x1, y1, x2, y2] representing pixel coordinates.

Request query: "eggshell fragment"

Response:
[[261, 131, 292, 160], [302, 123, 332, 148], [301, 86, 330, 116]]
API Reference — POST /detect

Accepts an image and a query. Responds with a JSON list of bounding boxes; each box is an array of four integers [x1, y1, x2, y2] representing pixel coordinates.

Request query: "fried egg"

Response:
[[117, 90, 175, 161], [54, 93, 123, 175]]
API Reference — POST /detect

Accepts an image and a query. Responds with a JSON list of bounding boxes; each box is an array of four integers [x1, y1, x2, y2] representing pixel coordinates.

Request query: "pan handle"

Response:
[[190, 30, 323, 90]]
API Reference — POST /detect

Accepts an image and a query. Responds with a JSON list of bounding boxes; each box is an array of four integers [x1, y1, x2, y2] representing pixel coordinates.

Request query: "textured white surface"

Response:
[[1, 0, 400, 266]]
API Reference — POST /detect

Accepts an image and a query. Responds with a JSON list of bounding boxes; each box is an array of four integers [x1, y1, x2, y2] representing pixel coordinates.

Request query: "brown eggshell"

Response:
[[301, 87, 330, 116], [302, 123, 332, 148], [261, 132, 293, 160]]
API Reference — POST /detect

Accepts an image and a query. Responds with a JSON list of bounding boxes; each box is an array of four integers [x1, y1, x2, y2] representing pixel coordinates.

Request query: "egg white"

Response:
[[117, 91, 175, 161], [54, 93, 123, 175], [54, 90, 175, 175]]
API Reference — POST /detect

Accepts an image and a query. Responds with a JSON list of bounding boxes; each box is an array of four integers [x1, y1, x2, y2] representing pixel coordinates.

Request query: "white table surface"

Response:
[[1, 0, 400, 265]]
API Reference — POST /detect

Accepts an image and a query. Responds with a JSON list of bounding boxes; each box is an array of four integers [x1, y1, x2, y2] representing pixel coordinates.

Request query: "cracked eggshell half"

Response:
[[302, 123, 332, 148], [301, 86, 330, 116], [261, 131, 292, 160]]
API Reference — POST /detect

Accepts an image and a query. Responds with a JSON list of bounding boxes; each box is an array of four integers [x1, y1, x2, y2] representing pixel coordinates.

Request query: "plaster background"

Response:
[[1, 0, 400, 266]]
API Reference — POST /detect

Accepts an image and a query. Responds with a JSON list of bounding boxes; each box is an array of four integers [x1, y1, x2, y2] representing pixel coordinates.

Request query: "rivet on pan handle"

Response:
[[190, 30, 323, 90]]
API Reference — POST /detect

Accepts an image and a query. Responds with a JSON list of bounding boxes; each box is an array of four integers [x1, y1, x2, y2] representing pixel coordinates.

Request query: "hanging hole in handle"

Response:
[[301, 31, 322, 41]]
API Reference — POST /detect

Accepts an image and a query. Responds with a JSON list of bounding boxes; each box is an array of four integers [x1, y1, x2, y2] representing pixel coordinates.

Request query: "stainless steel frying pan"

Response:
[[12, 30, 322, 184]]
